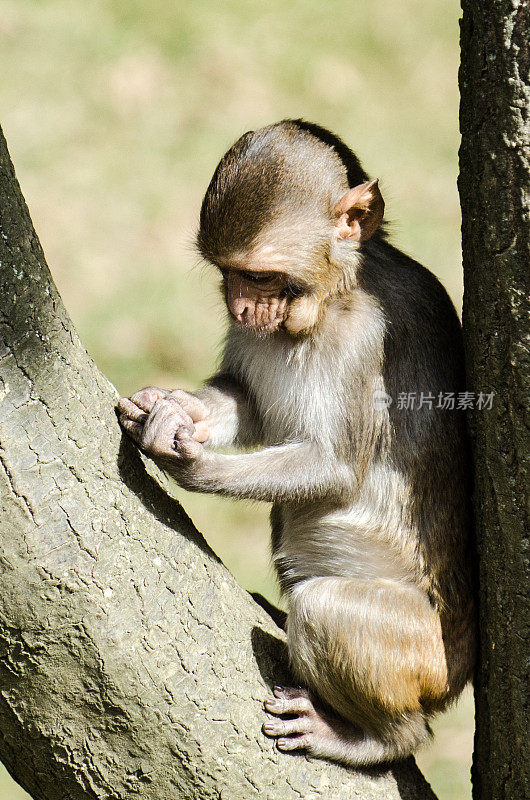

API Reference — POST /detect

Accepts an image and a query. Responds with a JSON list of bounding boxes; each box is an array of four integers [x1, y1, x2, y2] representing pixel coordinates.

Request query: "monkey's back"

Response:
[[359, 238, 476, 695]]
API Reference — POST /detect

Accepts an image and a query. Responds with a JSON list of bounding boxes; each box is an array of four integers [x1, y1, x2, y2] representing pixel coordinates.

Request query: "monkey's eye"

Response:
[[239, 270, 276, 284]]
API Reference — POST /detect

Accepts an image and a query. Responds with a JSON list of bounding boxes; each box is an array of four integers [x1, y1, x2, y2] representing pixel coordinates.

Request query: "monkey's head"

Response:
[[197, 120, 384, 336]]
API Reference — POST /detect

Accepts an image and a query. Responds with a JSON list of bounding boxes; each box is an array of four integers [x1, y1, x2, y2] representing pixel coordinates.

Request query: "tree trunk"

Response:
[[459, 2, 529, 799], [0, 127, 437, 799]]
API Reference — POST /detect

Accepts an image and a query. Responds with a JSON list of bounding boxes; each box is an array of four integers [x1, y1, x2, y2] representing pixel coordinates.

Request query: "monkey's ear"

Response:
[[333, 179, 384, 242]]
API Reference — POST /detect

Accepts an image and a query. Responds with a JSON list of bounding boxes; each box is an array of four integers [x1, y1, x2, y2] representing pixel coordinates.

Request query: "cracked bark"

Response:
[[0, 127, 437, 799], [459, 2, 529, 799]]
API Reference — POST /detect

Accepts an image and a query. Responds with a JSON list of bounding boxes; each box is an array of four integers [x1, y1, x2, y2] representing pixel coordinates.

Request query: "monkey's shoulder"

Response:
[[360, 241, 462, 341]]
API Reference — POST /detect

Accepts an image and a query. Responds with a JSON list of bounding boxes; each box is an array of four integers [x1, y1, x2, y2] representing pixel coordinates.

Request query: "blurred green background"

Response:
[[0, 1, 473, 798]]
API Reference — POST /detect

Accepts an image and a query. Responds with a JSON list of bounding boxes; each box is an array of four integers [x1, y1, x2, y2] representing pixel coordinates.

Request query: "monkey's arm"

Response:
[[171, 441, 352, 502], [119, 394, 352, 502]]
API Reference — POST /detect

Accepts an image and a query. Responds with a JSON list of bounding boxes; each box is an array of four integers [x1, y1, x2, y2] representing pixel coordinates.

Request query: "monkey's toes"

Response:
[[263, 716, 311, 737], [263, 687, 317, 753], [264, 686, 363, 760], [264, 686, 313, 716]]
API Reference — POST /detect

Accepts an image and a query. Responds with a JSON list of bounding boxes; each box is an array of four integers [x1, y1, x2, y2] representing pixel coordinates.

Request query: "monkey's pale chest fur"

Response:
[[230, 292, 385, 447], [228, 296, 418, 586], [241, 334, 347, 445]]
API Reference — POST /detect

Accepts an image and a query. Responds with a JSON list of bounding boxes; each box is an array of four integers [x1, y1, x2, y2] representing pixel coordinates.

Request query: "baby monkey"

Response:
[[119, 120, 475, 767]]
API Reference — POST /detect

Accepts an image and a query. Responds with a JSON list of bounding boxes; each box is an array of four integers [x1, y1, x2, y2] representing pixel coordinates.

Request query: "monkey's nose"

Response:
[[230, 297, 253, 321]]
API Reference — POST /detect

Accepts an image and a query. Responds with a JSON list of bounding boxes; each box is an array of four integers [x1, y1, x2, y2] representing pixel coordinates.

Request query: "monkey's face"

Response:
[[222, 268, 293, 334], [214, 219, 331, 337], [205, 169, 385, 337]]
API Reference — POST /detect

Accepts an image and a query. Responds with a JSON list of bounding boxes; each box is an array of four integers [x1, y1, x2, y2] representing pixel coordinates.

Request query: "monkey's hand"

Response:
[[118, 387, 210, 444], [118, 394, 207, 478]]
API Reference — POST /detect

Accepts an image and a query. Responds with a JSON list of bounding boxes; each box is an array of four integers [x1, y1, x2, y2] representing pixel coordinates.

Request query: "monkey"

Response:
[[118, 119, 476, 767]]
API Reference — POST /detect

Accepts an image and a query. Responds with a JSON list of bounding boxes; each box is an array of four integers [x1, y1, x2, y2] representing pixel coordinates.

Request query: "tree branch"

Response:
[[0, 124, 436, 799], [459, 3, 529, 799]]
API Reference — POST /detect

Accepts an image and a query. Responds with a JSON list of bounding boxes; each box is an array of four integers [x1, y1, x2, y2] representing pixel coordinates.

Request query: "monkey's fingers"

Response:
[[192, 421, 210, 443], [173, 427, 204, 460], [117, 397, 148, 423], [119, 415, 144, 444], [169, 390, 209, 423], [148, 395, 193, 424], [129, 387, 169, 413]]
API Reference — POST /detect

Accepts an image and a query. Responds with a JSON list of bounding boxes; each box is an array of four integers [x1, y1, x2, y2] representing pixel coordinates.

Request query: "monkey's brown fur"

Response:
[[118, 120, 476, 767]]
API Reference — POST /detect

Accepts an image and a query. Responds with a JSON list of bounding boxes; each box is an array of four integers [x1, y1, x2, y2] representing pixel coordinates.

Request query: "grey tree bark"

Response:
[[459, 2, 529, 799], [0, 127, 437, 798]]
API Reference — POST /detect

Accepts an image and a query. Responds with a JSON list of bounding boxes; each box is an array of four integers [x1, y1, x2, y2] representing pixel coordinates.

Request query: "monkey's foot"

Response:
[[263, 686, 360, 761], [263, 685, 431, 766]]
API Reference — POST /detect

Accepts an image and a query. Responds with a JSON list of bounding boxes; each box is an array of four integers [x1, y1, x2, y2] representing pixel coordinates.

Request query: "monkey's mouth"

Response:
[[232, 317, 283, 336], [229, 305, 287, 334]]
